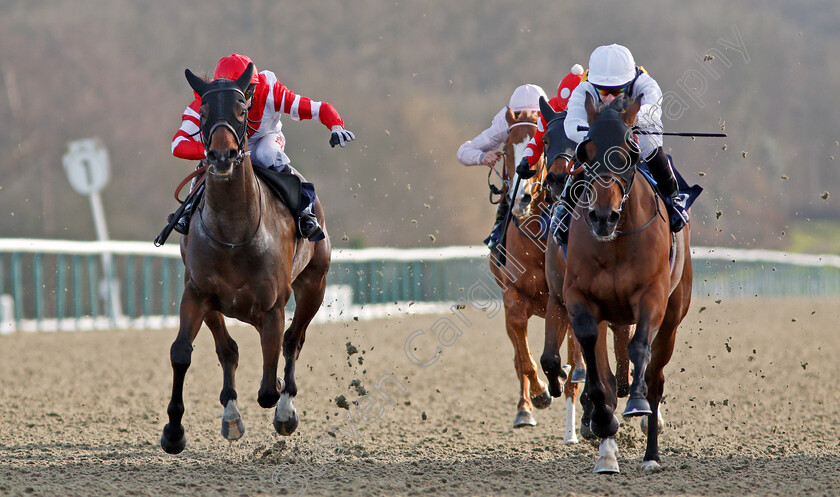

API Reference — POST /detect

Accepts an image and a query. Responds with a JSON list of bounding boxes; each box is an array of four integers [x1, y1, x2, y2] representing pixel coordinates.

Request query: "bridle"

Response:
[[583, 167, 662, 237], [195, 82, 262, 247], [487, 120, 540, 204]]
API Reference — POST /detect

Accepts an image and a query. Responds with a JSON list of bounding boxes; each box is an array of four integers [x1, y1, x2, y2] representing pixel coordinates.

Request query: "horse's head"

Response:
[[538, 97, 576, 203], [503, 107, 540, 216], [503, 106, 539, 174], [185, 63, 255, 178], [574, 93, 642, 240]]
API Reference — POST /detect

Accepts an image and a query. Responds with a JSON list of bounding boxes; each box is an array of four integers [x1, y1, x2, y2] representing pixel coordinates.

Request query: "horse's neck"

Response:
[[204, 160, 261, 224]]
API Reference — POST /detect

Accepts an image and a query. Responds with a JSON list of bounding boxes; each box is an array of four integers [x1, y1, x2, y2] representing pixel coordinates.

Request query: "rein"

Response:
[[197, 174, 263, 248], [175, 165, 207, 203]]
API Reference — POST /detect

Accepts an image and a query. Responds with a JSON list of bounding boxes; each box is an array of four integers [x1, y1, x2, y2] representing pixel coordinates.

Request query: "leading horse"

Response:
[[561, 93, 692, 473], [160, 64, 331, 454]]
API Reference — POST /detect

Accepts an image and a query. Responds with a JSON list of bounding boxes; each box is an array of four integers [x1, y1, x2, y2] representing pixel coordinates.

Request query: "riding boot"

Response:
[[647, 147, 688, 232], [552, 175, 583, 246], [167, 180, 203, 236], [297, 204, 324, 241], [485, 194, 511, 252]]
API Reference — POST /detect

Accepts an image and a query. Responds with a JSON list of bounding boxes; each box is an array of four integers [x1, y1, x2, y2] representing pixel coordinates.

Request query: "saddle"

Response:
[[154, 166, 303, 247]]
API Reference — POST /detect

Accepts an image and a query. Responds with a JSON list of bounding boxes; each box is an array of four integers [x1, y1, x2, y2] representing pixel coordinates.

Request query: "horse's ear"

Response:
[[584, 92, 599, 125], [539, 96, 556, 122], [576, 139, 592, 165], [622, 94, 643, 127], [236, 63, 255, 92], [505, 106, 516, 126], [185, 69, 209, 96]]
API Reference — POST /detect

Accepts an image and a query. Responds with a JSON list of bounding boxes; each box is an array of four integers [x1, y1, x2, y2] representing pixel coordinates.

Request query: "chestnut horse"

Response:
[[562, 94, 692, 473], [488, 107, 584, 431], [538, 98, 632, 445], [160, 64, 331, 454]]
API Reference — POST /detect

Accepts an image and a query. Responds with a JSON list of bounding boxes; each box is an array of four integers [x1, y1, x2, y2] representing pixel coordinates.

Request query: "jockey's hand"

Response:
[[480, 151, 502, 166], [329, 126, 355, 148], [516, 158, 537, 179]]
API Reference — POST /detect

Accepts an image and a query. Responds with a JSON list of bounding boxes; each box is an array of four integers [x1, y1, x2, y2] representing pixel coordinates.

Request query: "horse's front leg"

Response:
[[541, 290, 569, 399], [568, 300, 618, 440], [503, 290, 547, 429], [257, 307, 284, 410], [623, 295, 665, 418], [205, 311, 245, 441], [161, 286, 206, 454]]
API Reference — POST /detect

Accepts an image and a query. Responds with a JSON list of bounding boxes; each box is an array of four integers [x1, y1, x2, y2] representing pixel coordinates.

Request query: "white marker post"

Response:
[[62, 138, 122, 327]]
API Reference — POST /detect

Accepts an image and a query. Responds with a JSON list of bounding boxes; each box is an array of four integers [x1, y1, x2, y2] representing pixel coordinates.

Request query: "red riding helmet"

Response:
[[213, 54, 260, 85]]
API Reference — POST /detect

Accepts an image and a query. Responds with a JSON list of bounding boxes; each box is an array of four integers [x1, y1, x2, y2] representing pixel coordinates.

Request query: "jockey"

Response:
[[557, 44, 689, 241], [168, 53, 355, 240], [457, 83, 547, 252]]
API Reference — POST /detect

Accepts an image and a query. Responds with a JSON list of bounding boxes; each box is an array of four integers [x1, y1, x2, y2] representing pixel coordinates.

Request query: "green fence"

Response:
[[1, 240, 839, 333]]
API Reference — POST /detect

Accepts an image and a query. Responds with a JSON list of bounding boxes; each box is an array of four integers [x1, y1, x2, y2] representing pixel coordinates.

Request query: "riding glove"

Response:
[[329, 126, 356, 148], [515, 158, 537, 179]]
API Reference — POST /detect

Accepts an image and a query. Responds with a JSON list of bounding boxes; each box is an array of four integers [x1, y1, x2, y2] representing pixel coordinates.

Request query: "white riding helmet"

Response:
[[588, 44, 636, 87], [508, 84, 548, 112]]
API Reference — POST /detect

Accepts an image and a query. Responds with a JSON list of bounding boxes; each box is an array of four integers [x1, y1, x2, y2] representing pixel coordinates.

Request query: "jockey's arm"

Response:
[[273, 82, 344, 129], [171, 96, 206, 160], [457, 107, 508, 166]]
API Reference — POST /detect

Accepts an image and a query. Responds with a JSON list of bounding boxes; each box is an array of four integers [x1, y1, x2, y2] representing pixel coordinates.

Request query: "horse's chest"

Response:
[[191, 261, 283, 315]]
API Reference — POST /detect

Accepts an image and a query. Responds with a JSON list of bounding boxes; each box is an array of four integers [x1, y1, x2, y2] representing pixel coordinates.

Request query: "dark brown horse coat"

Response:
[[161, 64, 331, 454]]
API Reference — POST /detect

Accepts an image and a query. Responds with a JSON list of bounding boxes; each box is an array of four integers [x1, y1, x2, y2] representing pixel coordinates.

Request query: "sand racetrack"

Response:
[[1, 297, 839, 497]]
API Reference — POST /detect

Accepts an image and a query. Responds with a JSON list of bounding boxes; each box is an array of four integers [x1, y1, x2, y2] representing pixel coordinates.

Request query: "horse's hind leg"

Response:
[[274, 257, 328, 436], [611, 324, 632, 398], [569, 301, 619, 440], [205, 311, 245, 441], [161, 286, 206, 454]]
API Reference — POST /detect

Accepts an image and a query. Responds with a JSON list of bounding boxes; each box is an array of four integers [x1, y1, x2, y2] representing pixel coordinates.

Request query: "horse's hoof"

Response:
[[531, 388, 552, 410], [560, 364, 571, 379], [640, 412, 665, 436], [160, 424, 186, 454], [594, 437, 620, 474], [274, 393, 299, 436], [642, 460, 662, 474], [594, 456, 620, 474], [580, 421, 598, 440], [590, 414, 620, 439], [221, 400, 246, 441], [513, 410, 537, 428], [571, 368, 587, 383], [623, 396, 652, 418], [273, 411, 299, 436], [563, 433, 579, 445]]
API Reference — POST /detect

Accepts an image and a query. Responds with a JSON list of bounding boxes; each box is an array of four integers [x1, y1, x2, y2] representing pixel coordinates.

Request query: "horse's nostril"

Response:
[[225, 149, 237, 160], [588, 210, 599, 223], [207, 150, 221, 162], [608, 211, 620, 224]]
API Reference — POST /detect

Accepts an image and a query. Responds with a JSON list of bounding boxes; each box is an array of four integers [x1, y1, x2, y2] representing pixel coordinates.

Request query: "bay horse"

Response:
[[160, 63, 331, 454], [488, 107, 582, 432], [537, 97, 632, 445], [562, 93, 692, 473]]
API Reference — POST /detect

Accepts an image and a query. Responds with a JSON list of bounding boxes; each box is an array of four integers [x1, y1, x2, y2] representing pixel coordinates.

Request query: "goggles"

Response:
[[594, 85, 627, 97]]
